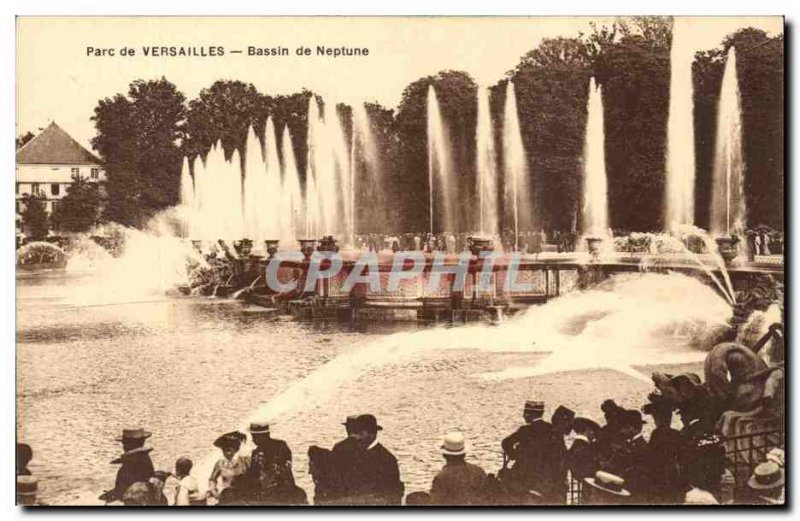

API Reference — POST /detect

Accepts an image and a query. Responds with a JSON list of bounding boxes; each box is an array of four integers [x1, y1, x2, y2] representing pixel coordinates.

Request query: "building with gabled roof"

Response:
[[16, 122, 106, 230]]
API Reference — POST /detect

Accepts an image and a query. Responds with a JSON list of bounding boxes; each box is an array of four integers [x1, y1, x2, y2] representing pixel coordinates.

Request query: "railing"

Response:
[[565, 428, 785, 505]]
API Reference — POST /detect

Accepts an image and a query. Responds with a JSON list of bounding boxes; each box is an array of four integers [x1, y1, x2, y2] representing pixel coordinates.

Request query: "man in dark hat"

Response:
[[341, 414, 404, 505], [606, 409, 652, 502], [324, 415, 361, 502], [101, 428, 155, 503], [244, 421, 305, 505], [567, 417, 600, 481], [550, 405, 575, 504], [596, 399, 626, 470], [429, 431, 487, 505], [500, 401, 564, 503], [17, 443, 33, 477], [677, 397, 726, 499], [644, 400, 687, 504]]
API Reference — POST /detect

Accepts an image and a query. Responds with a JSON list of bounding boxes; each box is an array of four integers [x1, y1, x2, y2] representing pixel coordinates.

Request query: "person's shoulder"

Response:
[[465, 461, 487, 476], [375, 443, 398, 460]]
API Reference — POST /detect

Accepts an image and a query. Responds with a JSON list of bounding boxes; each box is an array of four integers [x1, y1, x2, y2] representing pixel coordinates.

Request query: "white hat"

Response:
[[441, 431, 466, 456], [684, 487, 719, 505]]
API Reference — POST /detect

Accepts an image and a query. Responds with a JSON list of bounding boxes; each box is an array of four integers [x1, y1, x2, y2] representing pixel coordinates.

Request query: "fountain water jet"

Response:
[[427, 85, 454, 233], [280, 125, 304, 246], [710, 47, 747, 239], [502, 81, 531, 248], [581, 78, 609, 240], [665, 17, 697, 229], [476, 86, 499, 235]]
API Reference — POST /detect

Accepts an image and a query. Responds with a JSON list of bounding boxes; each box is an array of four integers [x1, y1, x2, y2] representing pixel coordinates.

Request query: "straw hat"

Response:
[[249, 422, 270, 435], [684, 487, 719, 505], [441, 431, 466, 456], [584, 471, 631, 497], [748, 462, 784, 491]]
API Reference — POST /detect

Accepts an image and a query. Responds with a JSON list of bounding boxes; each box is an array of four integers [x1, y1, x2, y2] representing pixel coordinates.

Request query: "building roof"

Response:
[[16, 122, 102, 166]]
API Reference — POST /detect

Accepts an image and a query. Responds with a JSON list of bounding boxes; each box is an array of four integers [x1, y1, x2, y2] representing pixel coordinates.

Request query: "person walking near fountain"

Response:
[[100, 428, 156, 503], [500, 401, 564, 503], [428, 431, 488, 505], [339, 414, 404, 505], [207, 431, 248, 503]]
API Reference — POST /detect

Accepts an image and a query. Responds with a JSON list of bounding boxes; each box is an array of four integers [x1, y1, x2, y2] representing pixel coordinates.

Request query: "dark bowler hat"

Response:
[[249, 422, 270, 434], [524, 401, 545, 415], [115, 428, 151, 442], [355, 414, 383, 433], [600, 399, 624, 415], [342, 415, 359, 426]]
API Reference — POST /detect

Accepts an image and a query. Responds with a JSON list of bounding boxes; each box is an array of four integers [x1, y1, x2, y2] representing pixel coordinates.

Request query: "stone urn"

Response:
[[264, 240, 280, 259], [238, 238, 254, 256], [318, 235, 340, 253], [715, 236, 739, 266], [585, 237, 604, 259], [298, 239, 317, 261], [468, 235, 494, 257]]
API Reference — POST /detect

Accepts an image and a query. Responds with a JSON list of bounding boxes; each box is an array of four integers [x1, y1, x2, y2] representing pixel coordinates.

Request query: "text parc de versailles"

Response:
[[85, 46, 370, 58]]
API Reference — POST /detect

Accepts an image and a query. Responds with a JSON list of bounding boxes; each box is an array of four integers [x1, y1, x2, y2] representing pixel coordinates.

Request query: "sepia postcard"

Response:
[[15, 15, 784, 507]]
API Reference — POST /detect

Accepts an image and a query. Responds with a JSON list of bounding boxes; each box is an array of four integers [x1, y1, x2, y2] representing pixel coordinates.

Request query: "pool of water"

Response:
[[17, 270, 708, 505]]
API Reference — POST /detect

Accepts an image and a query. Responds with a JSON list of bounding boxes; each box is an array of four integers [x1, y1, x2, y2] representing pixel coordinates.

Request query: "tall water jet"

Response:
[[352, 103, 383, 234], [476, 86, 499, 235], [581, 78, 609, 239], [710, 47, 747, 238], [665, 17, 697, 229], [243, 125, 265, 242], [305, 96, 351, 239], [280, 125, 304, 245], [427, 85, 454, 233], [502, 81, 530, 248], [179, 156, 194, 237], [263, 118, 284, 240]]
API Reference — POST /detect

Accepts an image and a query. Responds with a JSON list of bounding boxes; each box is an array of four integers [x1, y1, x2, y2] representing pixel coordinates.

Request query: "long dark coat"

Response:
[[566, 438, 598, 480], [339, 442, 404, 505], [112, 451, 155, 502], [648, 427, 687, 504], [429, 460, 487, 505], [501, 420, 565, 500]]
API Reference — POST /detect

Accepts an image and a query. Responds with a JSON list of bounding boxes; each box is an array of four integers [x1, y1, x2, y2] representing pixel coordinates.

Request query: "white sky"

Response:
[[17, 16, 782, 151]]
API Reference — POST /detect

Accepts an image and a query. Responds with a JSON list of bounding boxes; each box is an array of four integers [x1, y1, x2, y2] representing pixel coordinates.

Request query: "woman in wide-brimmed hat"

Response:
[[208, 431, 249, 502]]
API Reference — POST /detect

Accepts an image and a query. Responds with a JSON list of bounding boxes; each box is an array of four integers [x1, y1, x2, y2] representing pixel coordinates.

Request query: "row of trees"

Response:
[[83, 18, 782, 233], [18, 176, 103, 240]]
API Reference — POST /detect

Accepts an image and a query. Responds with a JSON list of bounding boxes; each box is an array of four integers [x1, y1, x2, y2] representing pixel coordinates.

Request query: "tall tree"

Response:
[[20, 193, 49, 240], [52, 175, 103, 232], [92, 77, 186, 226]]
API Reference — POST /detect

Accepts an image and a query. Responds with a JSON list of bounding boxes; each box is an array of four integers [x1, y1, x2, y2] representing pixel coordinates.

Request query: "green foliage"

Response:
[[91, 77, 185, 226], [16, 131, 35, 150], [52, 175, 103, 233], [20, 193, 49, 240]]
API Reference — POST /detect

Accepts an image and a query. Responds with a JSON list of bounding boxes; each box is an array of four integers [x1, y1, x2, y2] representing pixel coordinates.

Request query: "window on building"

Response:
[[90, 168, 99, 180], [15, 183, 19, 195], [31, 183, 40, 195], [51, 184, 60, 196], [71, 167, 80, 177]]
